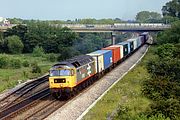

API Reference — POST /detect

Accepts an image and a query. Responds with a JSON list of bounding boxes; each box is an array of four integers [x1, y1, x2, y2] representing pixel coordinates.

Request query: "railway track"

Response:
[[0, 78, 94, 120], [0, 75, 48, 111], [0, 88, 50, 119]]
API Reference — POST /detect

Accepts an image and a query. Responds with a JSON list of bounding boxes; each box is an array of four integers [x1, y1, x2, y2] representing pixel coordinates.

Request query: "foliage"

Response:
[[57, 46, 80, 61], [143, 26, 180, 119], [4, 24, 28, 42], [155, 43, 177, 59], [136, 11, 162, 23], [9, 59, 22, 69], [7, 18, 24, 24], [3, 23, 77, 54], [74, 33, 110, 54], [135, 114, 170, 120], [0, 53, 55, 93], [0, 56, 9, 68], [114, 105, 131, 120], [32, 46, 45, 57], [150, 99, 180, 120], [31, 62, 41, 73], [23, 22, 77, 53], [46, 53, 57, 62], [143, 43, 180, 99], [162, 0, 180, 18], [6, 35, 24, 54], [114, 106, 170, 120], [161, 15, 179, 24], [157, 20, 180, 44], [22, 60, 29, 67], [0, 32, 6, 53]]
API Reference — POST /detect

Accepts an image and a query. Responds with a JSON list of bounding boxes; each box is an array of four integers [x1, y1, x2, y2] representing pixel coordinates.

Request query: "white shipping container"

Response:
[[87, 53, 104, 73]]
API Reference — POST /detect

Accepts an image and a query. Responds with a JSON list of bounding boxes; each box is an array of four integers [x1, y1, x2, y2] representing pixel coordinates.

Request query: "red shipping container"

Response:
[[102, 46, 120, 63]]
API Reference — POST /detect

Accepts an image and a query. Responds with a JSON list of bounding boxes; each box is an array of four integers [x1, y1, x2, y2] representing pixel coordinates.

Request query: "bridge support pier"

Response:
[[111, 32, 116, 45]]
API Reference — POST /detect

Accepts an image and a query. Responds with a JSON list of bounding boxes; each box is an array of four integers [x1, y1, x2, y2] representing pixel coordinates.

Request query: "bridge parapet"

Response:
[[0, 23, 171, 32]]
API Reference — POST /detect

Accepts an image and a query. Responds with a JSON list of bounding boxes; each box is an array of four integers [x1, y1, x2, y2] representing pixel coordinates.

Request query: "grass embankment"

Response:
[[0, 54, 56, 93], [84, 46, 157, 120]]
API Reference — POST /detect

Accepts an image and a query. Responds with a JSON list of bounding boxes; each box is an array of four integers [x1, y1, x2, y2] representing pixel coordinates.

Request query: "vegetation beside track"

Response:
[[0, 54, 56, 93], [83, 46, 167, 120]]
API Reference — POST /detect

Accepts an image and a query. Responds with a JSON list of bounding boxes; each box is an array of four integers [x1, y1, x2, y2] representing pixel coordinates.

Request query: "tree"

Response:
[[32, 46, 45, 57], [155, 43, 177, 59], [161, 15, 179, 24], [0, 32, 6, 53], [157, 20, 180, 44], [162, 0, 180, 18], [136, 11, 162, 23], [6, 35, 24, 54], [4, 24, 28, 40], [7, 18, 24, 24]]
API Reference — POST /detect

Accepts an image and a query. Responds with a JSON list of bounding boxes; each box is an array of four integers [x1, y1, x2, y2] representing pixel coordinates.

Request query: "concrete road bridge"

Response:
[[0, 23, 171, 32], [0, 23, 171, 44]]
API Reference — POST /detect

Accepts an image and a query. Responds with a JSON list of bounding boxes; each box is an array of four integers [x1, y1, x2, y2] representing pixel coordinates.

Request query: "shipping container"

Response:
[[140, 35, 145, 44], [102, 46, 120, 63], [137, 36, 142, 47], [109, 45, 124, 59], [127, 38, 137, 51], [117, 42, 129, 57], [87, 50, 112, 73], [140, 32, 149, 42], [87, 52, 104, 73]]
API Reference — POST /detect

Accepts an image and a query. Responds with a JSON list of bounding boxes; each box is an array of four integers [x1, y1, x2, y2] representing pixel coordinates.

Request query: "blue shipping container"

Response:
[[90, 50, 112, 70]]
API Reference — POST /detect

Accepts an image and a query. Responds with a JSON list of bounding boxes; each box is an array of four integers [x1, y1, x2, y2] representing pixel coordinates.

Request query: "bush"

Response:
[[6, 35, 24, 54], [10, 59, 22, 69], [32, 46, 45, 57], [22, 60, 29, 67], [46, 53, 57, 62], [150, 99, 180, 120], [155, 43, 177, 59], [135, 114, 170, 120], [0, 56, 9, 68], [31, 62, 41, 73]]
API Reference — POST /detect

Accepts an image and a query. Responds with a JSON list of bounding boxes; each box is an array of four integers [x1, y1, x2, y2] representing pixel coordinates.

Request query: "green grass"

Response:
[[83, 46, 157, 120], [0, 54, 56, 93]]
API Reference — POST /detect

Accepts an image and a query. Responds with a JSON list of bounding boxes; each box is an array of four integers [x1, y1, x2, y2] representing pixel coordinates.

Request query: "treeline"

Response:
[[0, 21, 114, 61], [142, 21, 180, 119], [8, 18, 123, 25], [7, 14, 174, 25]]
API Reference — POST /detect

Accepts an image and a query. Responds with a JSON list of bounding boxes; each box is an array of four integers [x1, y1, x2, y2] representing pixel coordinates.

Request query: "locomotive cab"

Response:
[[49, 64, 76, 91]]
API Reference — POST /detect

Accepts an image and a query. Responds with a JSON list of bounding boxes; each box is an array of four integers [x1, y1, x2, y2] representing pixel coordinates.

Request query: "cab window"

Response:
[[50, 69, 72, 76]]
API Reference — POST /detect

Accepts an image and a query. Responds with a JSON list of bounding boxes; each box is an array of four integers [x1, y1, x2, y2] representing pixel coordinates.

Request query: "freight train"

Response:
[[48, 32, 149, 99]]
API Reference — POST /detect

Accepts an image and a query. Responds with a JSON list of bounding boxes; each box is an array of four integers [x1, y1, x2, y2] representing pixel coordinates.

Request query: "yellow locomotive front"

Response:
[[49, 55, 96, 99], [49, 63, 76, 98]]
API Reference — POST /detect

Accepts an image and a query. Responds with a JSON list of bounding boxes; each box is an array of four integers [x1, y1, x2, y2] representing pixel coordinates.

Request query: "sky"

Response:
[[0, 0, 170, 20]]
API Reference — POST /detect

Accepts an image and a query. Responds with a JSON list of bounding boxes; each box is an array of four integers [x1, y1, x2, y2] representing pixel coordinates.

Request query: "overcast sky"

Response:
[[0, 0, 170, 20]]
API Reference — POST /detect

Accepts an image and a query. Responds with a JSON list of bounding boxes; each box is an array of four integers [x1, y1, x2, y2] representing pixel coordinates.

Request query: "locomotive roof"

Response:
[[53, 55, 94, 68]]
